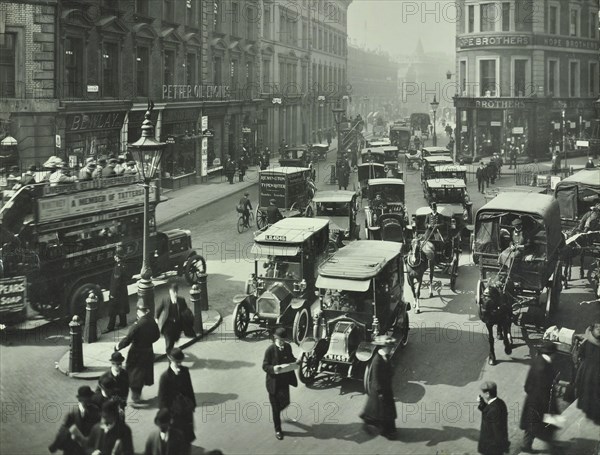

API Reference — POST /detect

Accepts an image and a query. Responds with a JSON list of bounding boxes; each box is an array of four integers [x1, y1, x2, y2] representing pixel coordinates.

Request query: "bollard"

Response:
[[69, 316, 84, 373], [190, 284, 204, 336], [83, 291, 98, 344], [329, 164, 336, 185]]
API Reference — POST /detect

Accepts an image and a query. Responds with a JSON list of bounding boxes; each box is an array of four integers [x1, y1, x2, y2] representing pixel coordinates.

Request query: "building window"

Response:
[[513, 59, 527, 97], [279, 61, 286, 87], [468, 5, 475, 33], [591, 12, 598, 39], [231, 2, 239, 37], [213, 57, 221, 84], [590, 62, 598, 96], [186, 0, 197, 26], [164, 50, 175, 86], [459, 60, 467, 95], [64, 37, 83, 98], [135, 0, 148, 15], [318, 28, 322, 50], [480, 3, 496, 32], [0, 33, 16, 97], [302, 23, 307, 49], [246, 61, 252, 85], [186, 53, 197, 85], [102, 42, 119, 97], [302, 65, 307, 91], [263, 5, 271, 39], [479, 59, 497, 96], [230, 59, 238, 87], [501, 2, 510, 31], [262, 59, 270, 87], [163, 0, 175, 22], [246, 5, 255, 40], [213, 1, 221, 31], [548, 60, 559, 96], [324, 30, 328, 52], [548, 4, 559, 34], [312, 26, 316, 48], [569, 61, 580, 97], [135, 46, 149, 97], [570, 8, 579, 37]]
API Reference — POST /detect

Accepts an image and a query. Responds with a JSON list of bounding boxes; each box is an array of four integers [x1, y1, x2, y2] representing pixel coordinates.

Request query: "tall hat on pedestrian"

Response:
[[167, 347, 185, 361]]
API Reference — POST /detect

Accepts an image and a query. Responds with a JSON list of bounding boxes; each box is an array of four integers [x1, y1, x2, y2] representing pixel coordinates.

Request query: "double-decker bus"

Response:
[[0, 175, 204, 323]]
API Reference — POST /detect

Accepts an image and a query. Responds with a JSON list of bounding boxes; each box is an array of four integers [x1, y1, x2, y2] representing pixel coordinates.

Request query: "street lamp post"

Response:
[[332, 103, 345, 153], [558, 101, 567, 170], [430, 95, 439, 147], [128, 102, 166, 314]]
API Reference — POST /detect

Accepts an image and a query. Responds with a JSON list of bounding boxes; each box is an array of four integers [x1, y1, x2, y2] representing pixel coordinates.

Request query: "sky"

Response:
[[347, 0, 457, 57]]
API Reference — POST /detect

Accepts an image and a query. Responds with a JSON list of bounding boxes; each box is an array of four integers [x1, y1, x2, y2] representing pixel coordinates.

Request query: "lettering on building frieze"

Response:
[[66, 112, 126, 133], [162, 85, 231, 100], [457, 35, 530, 48]]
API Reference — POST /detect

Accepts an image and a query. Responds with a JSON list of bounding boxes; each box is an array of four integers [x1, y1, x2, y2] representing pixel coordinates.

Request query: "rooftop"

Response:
[[426, 178, 466, 189], [312, 190, 357, 203], [254, 217, 329, 244], [368, 178, 405, 186]]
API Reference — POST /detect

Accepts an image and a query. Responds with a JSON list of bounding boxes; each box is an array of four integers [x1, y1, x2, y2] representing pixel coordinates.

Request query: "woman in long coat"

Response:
[[360, 335, 397, 439], [575, 323, 600, 423]]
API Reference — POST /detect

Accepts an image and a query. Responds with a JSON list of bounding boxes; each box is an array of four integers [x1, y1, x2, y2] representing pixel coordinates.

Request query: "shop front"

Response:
[[203, 108, 225, 175], [544, 99, 597, 158], [160, 107, 201, 190]]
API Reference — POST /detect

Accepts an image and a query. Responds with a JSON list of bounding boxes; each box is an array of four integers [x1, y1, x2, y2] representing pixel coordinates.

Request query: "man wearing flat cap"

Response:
[[49, 386, 100, 455], [266, 199, 283, 226], [237, 191, 253, 228], [104, 246, 130, 333], [96, 351, 130, 410], [360, 335, 398, 439], [477, 381, 509, 455], [144, 409, 187, 455], [262, 328, 299, 440], [115, 300, 160, 404], [519, 340, 559, 453], [158, 348, 196, 453]]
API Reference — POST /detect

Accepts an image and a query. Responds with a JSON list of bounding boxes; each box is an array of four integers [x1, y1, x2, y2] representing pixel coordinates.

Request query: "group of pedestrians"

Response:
[[223, 149, 250, 184], [475, 157, 502, 193]]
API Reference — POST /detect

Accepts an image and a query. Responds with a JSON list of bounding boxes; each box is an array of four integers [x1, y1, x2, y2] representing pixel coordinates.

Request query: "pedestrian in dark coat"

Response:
[[155, 280, 196, 354], [79, 401, 134, 455], [144, 409, 187, 455], [326, 128, 332, 146], [262, 327, 299, 440], [476, 162, 486, 193], [115, 300, 160, 403], [574, 323, 600, 423], [96, 352, 130, 409], [360, 335, 397, 439], [158, 348, 196, 451], [91, 376, 119, 412], [519, 341, 559, 453], [336, 155, 350, 190], [224, 154, 235, 184], [477, 381, 509, 455], [49, 386, 100, 455], [104, 247, 130, 333], [238, 153, 248, 182]]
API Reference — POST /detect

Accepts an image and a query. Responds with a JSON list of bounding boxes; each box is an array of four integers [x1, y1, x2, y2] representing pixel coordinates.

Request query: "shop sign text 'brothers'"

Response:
[[163, 85, 230, 100]]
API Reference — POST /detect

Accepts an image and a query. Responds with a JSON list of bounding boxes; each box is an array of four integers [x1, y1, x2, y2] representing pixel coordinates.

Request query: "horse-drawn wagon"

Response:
[[297, 241, 410, 393]]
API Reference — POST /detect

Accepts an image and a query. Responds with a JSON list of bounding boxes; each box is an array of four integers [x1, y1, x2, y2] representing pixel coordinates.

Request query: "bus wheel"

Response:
[[69, 283, 104, 321]]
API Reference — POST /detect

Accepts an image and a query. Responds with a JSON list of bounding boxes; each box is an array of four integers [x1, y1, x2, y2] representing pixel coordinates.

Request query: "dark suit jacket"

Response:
[[144, 428, 187, 455], [117, 314, 160, 389], [478, 398, 509, 454], [520, 355, 558, 429], [84, 421, 134, 455], [96, 370, 129, 406], [49, 405, 100, 455], [158, 366, 196, 442], [425, 211, 440, 229], [109, 262, 130, 315], [266, 205, 283, 225], [155, 296, 194, 336], [361, 352, 397, 422], [262, 343, 298, 395]]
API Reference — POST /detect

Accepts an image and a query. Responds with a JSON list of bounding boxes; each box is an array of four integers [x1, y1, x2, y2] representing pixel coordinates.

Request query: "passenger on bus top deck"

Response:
[[49, 162, 77, 186], [79, 158, 97, 181], [125, 161, 138, 175]]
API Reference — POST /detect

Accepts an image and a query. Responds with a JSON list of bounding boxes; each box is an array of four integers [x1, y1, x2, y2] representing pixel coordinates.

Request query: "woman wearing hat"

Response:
[[262, 328, 299, 440], [360, 335, 398, 439], [574, 323, 600, 423]]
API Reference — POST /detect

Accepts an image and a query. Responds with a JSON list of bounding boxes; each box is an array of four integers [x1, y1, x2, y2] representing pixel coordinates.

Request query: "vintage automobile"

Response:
[[423, 178, 473, 227], [421, 155, 456, 185], [357, 163, 386, 196], [364, 178, 408, 243], [473, 193, 564, 321], [554, 168, 600, 231], [360, 148, 386, 165], [431, 163, 468, 184], [421, 146, 453, 159], [232, 218, 331, 344], [279, 145, 312, 168], [256, 167, 315, 229], [365, 139, 391, 148], [297, 240, 410, 393], [311, 143, 330, 161], [389, 124, 411, 153], [484, 185, 547, 203], [381, 146, 404, 179], [312, 190, 360, 246]]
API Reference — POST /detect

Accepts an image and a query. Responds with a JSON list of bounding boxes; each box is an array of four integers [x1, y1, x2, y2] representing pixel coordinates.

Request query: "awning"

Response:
[[251, 244, 299, 257], [316, 276, 370, 292]]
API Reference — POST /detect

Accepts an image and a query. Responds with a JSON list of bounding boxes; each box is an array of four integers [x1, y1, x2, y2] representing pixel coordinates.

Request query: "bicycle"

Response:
[[237, 210, 254, 234]]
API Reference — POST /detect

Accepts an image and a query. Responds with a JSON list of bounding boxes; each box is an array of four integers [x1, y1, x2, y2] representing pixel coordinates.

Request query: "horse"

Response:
[[561, 231, 600, 288], [478, 273, 514, 366], [404, 236, 435, 314]]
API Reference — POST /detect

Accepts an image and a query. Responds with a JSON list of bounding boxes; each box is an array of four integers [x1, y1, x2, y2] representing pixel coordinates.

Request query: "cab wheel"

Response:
[[69, 282, 104, 321], [450, 256, 459, 292], [398, 314, 409, 347], [31, 293, 63, 320], [363, 359, 374, 395], [299, 352, 319, 385], [184, 254, 207, 285], [292, 308, 311, 345], [327, 240, 338, 255], [256, 208, 268, 230], [232, 301, 250, 339]]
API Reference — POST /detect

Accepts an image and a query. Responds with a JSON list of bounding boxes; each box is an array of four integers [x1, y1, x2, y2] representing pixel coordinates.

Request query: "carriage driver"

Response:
[[498, 217, 533, 271], [424, 202, 443, 242], [576, 203, 600, 234], [371, 193, 388, 212]]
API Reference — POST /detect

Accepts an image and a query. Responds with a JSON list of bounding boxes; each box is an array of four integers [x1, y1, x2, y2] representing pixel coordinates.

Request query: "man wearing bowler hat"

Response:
[[477, 381, 509, 455], [115, 300, 160, 404], [158, 348, 196, 453], [97, 351, 130, 410], [79, 400, 134, 455], [360, 335, 398, 440], [48, 386, 100, 455], [519, 340, 560, 453], [262, 328, 299, 440], [104, 246, 130, 333], [156, 279, 196, 354], [144, 409, 187, 455]]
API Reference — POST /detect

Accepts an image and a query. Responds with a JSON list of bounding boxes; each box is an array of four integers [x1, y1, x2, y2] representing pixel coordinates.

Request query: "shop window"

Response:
[[64, 37, 84, 98], [135, 0, 148, 15], [468, 5, 474, 33], [0, 33, 16, 98], [513, 59, 527, 97], [590, 62, 598, 97], [231, 2, 239, 37], [501, 3, 510, 31], [163, 0, 175, 22], [164, 50, 175, 86], [262, 59, 270, 87], [480, 3, 496, 32], [547, 60, 559, 97], [102, 42, 119, 98], [479, 59, 497, 97], [548, 4, 559, 34], [136, 46, 149, 97], [570, 7, 580, 37], [213, 57, 221, 84], [591, 12, 598, 39], [263, 5, 271, 39], [186, 53, 197, 85], [569, 61, 580, 97]]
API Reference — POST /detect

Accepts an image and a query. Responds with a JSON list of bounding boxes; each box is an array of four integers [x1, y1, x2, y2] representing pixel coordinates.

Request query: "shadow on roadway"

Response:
[[393, 425, 480, 446], [284, 420, 377, 443]]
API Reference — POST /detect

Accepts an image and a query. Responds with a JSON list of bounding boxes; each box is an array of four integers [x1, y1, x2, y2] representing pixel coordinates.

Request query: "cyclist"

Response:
[[237, 192, 253, 228]]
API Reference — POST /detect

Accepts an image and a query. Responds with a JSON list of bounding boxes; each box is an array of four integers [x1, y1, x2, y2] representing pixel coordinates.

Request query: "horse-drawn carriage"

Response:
[[297, 241, 410, 393], [364, 178, 408, 243], [357, 163, 386, 197], [473, 193, 564, 324], [232, 218, 331, 344], [312, 190, 360, 247], [256, 167, 315, 229], [389, 124, 411, 153], [381, 146, 404, 179]]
